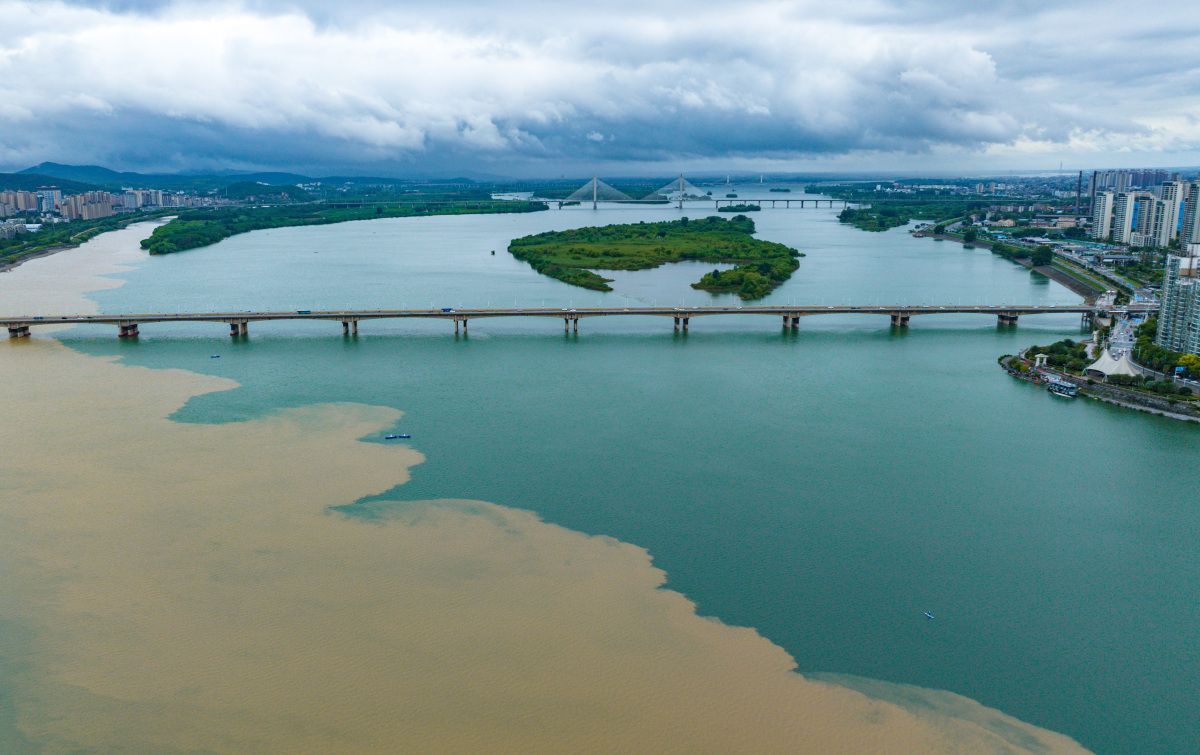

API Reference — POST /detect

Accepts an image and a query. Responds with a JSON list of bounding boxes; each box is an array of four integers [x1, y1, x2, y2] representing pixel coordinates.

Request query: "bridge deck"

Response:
[[2, 303, 1155, 329]]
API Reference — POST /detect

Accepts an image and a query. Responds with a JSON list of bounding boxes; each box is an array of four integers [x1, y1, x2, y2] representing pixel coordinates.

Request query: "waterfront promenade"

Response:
[[4, 303, 1157, 338]]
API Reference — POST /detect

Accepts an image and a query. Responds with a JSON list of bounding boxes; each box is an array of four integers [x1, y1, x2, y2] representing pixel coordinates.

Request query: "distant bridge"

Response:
[[4, 304, 1157, 338], [545, 176, 852, 210]]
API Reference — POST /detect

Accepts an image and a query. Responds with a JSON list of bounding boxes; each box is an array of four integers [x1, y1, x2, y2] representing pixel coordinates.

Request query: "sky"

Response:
[[1, 0, 1198, 178]]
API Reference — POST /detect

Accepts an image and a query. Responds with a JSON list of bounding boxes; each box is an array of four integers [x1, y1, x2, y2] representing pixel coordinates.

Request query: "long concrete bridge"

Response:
[[3, 304, 1157, 338]]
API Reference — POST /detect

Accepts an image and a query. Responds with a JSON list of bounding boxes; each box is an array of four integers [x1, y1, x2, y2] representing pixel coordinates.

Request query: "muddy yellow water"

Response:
[[0, 225, 1090, 753]]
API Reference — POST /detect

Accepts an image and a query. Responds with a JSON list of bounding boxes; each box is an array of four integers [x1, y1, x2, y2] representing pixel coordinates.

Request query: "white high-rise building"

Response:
[[1155, 181, 1185, 246], [1134, 195, 1156, 235], [1157, 245, 1200, 355], [1112, 192, 1137, 244], [1091, 191, 1113, 240]]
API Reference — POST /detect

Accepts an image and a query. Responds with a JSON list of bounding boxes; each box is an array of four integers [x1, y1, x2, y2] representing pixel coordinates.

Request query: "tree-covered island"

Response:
[[508, 215, 803, 300]]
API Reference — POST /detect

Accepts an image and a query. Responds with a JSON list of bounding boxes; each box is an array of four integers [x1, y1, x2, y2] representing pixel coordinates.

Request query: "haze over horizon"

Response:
[[2, 0, 1198, 178]]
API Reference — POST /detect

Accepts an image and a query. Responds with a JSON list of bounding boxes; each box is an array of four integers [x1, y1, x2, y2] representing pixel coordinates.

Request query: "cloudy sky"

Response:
[[1, 0, 1198, 177]]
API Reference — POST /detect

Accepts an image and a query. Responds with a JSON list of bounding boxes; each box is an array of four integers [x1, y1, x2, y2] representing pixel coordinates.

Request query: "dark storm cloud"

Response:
[[2, 0, 1198, 174]]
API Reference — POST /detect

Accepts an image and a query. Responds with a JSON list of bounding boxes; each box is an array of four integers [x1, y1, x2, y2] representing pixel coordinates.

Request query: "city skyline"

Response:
[[2, 0, 1199, 177]]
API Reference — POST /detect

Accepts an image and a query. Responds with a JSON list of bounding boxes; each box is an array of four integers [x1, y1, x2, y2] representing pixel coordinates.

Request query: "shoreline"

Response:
[[0, 244, 79, 274], [1000, 355, 1200, 424]]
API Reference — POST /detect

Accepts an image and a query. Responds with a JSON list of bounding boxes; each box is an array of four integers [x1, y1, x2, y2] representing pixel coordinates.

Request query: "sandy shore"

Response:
[[0, 223, 1093, 754]]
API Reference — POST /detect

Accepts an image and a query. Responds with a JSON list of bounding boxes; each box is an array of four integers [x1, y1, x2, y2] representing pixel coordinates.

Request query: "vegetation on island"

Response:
[[140, 200, 547, 256], [836, 205, 914, 232], [507, 215, 803, 300], [717, 204, 761, 212]]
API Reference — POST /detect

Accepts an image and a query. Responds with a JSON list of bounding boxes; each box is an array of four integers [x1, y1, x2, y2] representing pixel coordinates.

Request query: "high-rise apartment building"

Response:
[[1134, 194, 1157, 235], [1155, 181, 1185, 246], [1157, 245, 1200, 355], [1112, 192, 1137, 244], [1091, 191, 1113, 239], [1182, 183, 1200, 247], [37, 187, 63, 213]]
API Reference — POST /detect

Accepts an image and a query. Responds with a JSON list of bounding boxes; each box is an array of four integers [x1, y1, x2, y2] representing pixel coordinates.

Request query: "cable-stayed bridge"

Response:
[[548, 176, 849, 210]]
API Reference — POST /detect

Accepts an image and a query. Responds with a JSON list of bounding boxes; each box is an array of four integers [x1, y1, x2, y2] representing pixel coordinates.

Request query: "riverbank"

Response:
[[0, 244, 76, 273], [1000, 354, 1200, 423]]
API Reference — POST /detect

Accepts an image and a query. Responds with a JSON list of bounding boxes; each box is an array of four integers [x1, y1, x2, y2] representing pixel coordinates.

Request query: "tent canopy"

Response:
[[1086, 350, 1141, 377]]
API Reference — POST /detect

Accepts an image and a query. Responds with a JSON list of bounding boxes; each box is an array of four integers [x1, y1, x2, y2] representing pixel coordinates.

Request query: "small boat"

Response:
[[924, 612, 935, 620], [210, 355, 220, 358], [384, 434, 411, 440]]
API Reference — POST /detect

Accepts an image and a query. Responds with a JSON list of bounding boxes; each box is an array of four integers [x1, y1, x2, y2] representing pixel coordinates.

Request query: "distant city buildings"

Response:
[[0, 190, 38, 217], [1090, 169, 1174, 194], [0, 183, 211, 225], [61, 191, 114, 220], [1157, 244, 1200, 355]]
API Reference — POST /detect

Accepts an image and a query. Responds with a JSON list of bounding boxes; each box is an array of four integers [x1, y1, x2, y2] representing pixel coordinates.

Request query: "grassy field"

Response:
[[508, 215, 802, 300]]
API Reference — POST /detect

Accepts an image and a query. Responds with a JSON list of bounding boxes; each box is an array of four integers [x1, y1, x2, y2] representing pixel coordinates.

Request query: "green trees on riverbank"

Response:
[[1, 212, 169, 266], [508, 215, 802, 300], [140, 201, 547, 256], [1027, 339, 1091, 373], [1133, 319, 1200, 378]]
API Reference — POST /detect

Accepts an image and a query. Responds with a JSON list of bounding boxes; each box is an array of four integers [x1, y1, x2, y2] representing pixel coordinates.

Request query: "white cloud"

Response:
[[0, 0, 1197, 174]]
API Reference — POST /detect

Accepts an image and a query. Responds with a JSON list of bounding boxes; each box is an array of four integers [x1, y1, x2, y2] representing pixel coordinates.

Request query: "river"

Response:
[[2, 186, 1196, 753]]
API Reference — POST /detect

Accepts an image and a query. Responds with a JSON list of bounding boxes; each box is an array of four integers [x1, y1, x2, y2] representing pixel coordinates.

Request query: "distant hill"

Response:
[[19, 163, 315, 192], [18, 163, 140, 185], [16, 163, 480, 192], [0, 172, 105, 194]]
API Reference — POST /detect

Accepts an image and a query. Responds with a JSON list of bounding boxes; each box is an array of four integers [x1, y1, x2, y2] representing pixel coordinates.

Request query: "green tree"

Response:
[[1031, 245, 1053, 266], [1179, 354, 1200, 378], [962, 228, 978, 243]]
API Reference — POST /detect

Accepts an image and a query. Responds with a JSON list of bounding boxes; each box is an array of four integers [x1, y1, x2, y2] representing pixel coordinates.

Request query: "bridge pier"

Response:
[[342, 319, 358, 335], [890, 313, 910, 328], [119, 323, 140, 338], [998, 313, 1019, 326], [564, 317, 578, 333], [782, 315, 800, 328], [454, 317, 468, 334], [7, 325, 30, 338]]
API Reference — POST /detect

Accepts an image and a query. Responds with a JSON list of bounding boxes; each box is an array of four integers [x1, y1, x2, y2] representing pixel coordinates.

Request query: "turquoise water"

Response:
[[65, 188, 1199, 754]]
